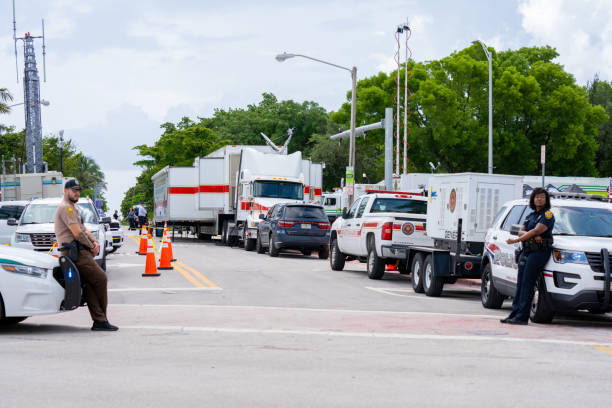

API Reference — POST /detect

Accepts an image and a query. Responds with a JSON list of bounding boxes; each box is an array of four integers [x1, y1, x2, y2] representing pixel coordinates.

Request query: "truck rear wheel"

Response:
[[221, 221, 229, 245], [330, 238, 345, 271], [422, 255, 444, 297], [530, 275, 555, 323], [411, 254, 424, 293], [481, 263, 504, 309], [367, 243, 385, 280]]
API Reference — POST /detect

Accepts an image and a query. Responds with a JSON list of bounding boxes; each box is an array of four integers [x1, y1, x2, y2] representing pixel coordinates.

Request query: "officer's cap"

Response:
[[64, 179, 82, 191]]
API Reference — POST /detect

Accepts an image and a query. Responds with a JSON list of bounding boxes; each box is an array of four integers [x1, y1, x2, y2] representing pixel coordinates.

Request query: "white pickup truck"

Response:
[[329, 192, 432, 279]]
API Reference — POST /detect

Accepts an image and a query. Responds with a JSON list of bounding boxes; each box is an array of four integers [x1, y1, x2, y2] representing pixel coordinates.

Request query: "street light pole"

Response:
[[473, 40, 493, 174], [58, 129, 64, 174], [276, 52, 357, 205]]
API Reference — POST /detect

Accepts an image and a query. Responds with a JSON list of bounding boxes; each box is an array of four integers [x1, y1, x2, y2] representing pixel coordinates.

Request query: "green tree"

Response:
[[586, 75, 612, 177], [0, 88, 13, 114], [331, 45, 607, 179]]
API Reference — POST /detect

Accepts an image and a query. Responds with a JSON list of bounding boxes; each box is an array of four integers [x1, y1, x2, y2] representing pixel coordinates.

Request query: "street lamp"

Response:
[[276, 52, 358, 205], [472, 40, 493, 174], [58, 129, 64, 174]]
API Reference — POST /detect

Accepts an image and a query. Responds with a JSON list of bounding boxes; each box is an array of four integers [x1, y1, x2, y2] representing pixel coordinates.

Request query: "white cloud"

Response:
[[518, 0, 612, 83]]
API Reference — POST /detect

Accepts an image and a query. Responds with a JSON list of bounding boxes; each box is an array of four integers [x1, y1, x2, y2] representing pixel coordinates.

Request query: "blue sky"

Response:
[[2, 0, 611, 212]]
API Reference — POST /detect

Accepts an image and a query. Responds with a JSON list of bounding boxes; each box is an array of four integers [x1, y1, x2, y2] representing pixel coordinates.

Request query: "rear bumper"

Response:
[[381, 245, 408, 259], [274, 233, 329, 250]]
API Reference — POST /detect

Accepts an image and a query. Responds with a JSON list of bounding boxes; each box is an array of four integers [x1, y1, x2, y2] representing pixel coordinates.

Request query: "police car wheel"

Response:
[[366, 245, 385, 280], [330, 238, 345, 271], [422, 255, 444, 297], [481, 263, 504, 309], [530, 275, 554, 323], [411, 254, 424, 293]]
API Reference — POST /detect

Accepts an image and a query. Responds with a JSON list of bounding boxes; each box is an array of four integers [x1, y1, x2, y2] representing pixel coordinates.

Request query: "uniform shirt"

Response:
[[54, 199, 85, 245], [523, 207, 555, 240], [138, 206, 147, 217]]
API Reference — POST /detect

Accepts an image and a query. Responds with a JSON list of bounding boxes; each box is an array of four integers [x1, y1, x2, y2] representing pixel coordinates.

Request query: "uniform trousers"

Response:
[[73, 249, 108, 323], [510, 249, 551, 322]]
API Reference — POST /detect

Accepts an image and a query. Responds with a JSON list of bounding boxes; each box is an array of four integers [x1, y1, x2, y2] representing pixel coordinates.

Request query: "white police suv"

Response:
[[0, 245, 82, 326], [481, 196, 612, 323]]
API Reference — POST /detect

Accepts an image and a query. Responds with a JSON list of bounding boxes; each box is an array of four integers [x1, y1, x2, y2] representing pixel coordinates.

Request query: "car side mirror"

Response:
[[510, 224, 522, 236], [259, 214, 266, 220], [7, 218, 18, 226], [341, 208, 348, 219]]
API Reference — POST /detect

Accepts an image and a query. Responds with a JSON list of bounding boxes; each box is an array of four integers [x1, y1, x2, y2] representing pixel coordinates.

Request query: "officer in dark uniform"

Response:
[[501, 187, 555, 325], [54, 179, 118, 331]]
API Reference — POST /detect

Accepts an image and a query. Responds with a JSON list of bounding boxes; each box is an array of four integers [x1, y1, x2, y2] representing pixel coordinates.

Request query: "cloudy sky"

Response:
[[2, 0, 611, 212]]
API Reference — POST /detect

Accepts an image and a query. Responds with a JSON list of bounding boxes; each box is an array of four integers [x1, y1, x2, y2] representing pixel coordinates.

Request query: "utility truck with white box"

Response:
[[152, 143, 323, 250]]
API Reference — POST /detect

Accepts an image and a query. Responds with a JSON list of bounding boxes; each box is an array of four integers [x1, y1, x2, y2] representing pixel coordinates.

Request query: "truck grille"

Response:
[[112, 237, 121, 243], [110, 222, 120, 231], [585, 252, 612, 273], [31, 233, 56, 247]]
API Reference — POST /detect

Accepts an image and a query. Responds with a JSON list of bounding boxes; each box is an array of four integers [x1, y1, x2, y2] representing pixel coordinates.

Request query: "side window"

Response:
[[345, 199, 361, 219], [501, 205, 527, 231], [273, 206, 283, 219], [0, 208, 9, 220], [266, 206, 275, 218], [491, 206, 508, 228], [356, 197, 370, 218], [519, 207, 534, 225]]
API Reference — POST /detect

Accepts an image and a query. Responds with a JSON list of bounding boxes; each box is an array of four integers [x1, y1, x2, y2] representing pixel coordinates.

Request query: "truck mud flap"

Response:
[[602, 248, 610, 307], [59, 256, 82, 311], [432, 252, 451, 277]]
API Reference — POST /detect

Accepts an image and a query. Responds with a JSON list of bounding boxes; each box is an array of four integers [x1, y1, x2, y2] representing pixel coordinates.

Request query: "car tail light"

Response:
[[381, 222, 393, 241], [278, 220, 295, 228], [317, 222, 331, 229]]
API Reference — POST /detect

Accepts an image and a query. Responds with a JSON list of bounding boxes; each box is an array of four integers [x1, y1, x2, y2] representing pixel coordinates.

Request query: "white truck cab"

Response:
[[329, 192, 431, 279], [10, 197, 108, 271], [482, 196, 612, 322]]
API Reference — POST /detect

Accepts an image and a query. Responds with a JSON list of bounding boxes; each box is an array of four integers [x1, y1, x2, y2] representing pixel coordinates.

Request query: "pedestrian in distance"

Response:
[[113, 210, 119, 221], [128, 207, 135, 230], [54, 179, 118, 331], [501, 187, 555, 325], [138, 202, 147, 228]]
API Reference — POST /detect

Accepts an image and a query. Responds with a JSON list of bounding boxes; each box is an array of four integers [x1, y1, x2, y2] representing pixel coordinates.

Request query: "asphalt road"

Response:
[[2, 231, 611, 407]]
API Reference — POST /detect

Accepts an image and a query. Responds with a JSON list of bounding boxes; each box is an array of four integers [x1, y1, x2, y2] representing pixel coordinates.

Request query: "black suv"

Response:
[[256, 203, 330, 258]]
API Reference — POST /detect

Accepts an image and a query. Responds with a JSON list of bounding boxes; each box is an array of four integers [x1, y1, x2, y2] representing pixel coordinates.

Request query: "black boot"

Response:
[[92, 321, 119, 331]]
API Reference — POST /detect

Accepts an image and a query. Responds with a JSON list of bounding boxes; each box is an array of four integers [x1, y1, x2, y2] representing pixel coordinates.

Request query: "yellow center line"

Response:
[[593, 345, 612, 355], [173, 263, 205, 288], [175, 260, 219, 288]]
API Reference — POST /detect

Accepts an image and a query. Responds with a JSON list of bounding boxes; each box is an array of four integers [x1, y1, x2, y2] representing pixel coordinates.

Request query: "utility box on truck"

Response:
[[1, 172, 64, 201]]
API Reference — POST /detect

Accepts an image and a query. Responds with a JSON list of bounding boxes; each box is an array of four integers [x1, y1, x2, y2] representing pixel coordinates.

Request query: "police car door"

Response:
[[495, 204, 530, 292], [337, 198, 362, 255]]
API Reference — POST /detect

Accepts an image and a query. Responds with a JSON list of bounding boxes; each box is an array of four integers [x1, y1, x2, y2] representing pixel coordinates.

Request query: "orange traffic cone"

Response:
[[165, 225, 176, 262], [136, 225, 147, 255], [142, 234, 160, 277], [158, 232, 173, 270]]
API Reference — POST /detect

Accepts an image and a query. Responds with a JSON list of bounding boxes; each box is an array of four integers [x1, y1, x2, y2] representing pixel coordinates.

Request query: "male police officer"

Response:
[[55, 179, 118, 331]]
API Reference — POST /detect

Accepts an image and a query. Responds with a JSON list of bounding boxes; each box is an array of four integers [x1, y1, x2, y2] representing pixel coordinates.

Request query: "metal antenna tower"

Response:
[[12, 0, 47, 174]]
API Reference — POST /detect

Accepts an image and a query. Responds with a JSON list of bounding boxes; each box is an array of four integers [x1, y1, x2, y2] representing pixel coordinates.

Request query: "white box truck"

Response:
[[404, 173, 523, 297], [152, 145, 323, 250]]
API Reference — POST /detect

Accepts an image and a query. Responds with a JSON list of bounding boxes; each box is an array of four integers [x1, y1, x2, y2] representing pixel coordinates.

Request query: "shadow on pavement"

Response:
[[0, 323, 90, 335]]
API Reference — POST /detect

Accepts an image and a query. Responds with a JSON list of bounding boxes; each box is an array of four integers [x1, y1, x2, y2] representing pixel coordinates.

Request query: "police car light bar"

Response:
[[365, 189, 424, 196]]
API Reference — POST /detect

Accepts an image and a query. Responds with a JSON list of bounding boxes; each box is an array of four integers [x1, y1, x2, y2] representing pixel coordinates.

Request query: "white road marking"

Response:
[[57, 323, 612, 348], [107, 263, 143, 268], [108, 287, 222, 293], [364, 286, 479, 301], [108, 303, 502, 319]]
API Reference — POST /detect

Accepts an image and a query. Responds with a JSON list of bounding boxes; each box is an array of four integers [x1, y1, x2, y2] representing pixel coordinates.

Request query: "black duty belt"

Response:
[[523, 238, 554, 251]]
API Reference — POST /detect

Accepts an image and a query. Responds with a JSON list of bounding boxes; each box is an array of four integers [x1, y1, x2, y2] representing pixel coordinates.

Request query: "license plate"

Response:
[[301, 224, 311, 229]]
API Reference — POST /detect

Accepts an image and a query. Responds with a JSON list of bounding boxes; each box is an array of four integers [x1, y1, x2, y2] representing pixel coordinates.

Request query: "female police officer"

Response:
[[501, 187, 555, 325]]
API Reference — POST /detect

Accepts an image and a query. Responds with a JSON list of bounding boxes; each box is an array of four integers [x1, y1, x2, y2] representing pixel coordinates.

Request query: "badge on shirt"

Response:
[[545, 210, 553, 219], [67, 206, 73, 216]]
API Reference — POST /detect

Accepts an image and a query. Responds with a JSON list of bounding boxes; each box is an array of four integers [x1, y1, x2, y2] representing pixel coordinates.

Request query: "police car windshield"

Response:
[[254, 181, 303, 200], [21, 203, 98, 224], [370, 198, 427, 214], [552, 206, 612, 237]]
